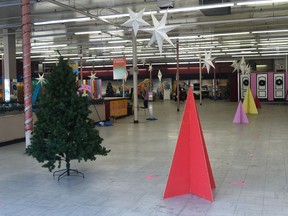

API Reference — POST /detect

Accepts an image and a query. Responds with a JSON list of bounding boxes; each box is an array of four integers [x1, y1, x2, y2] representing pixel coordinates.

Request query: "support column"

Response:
[[176, 39, 180, 112], [22, 0, 33, 148], [3, 29, 17, 102], [132, 31, 138, 123]]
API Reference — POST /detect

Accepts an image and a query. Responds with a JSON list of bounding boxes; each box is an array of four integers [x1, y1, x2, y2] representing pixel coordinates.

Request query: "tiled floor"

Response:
[[0, 99, 288, 216]]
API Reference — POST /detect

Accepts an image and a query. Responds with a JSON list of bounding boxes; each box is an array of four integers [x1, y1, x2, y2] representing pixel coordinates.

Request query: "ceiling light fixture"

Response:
[[89, 46, 125, 50], [252, 29, 288, 34], [34, 17, 91, 25], [32, 44, 67, 49], [75, 30, 102, 35], [237, 0, 288, 6]]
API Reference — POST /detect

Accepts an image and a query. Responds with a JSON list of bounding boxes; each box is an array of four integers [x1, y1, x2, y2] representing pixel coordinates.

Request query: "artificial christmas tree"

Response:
[[27, 57, 110, 180], [105, 81, 115, 97]]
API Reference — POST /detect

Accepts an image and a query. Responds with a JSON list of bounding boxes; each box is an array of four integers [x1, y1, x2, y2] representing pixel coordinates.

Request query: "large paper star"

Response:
[[36, 73, 46, 85], [202, 50, 215, 74], [124, 70, 128, 82], [88, 72, 97, 80], [245, 64, 251, 75], [121, 8, 150, 36], [231, 60, 240, 73], [240, 56, 246, 74], [148, 64, 153, 72], [142, 11, 178, 55], [158, 70, 162, 82]]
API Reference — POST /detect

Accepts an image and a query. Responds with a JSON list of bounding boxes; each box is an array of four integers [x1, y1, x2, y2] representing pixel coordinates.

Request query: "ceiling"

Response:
[[1, 0, 288, 70]]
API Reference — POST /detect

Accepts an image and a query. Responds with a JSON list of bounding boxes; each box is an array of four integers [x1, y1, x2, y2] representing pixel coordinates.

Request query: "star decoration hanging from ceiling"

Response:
[[158, 70, 162, 82], [141, 58, 146, 66], [142, 11, 178, 55], [36, 73, 46, 85], [148, 64, 153, 72], [121, 8, 150, 36], [239, 56, 246, 74], [245, 64, 251, 75], [202, 50, 215, 74], [231, 60, 240, 73], [88, 72, 97, 80], [124, 70, 128, 82]]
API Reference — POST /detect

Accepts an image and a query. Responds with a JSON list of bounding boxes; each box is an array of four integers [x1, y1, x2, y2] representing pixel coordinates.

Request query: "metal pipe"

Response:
[[199, 54, 202, 106], [132, 30, 138, 123], [22, 0, 33, 148], [176, 39, 180, 112]]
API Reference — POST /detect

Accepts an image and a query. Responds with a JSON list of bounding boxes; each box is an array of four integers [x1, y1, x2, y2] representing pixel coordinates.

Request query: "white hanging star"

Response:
[[148, 64, 153, 72], [141, 58, 146, 66], [88, 72, 97, 81], [240, 56, 246, 74], [245, 64, 251, 75], [158, 70, 162, 82], [231, 60, 240, 73], [142, 11, 178, 55], [202, 50, 215, 74], [121, 8, 150, 36], [36, 73, 46, 85]]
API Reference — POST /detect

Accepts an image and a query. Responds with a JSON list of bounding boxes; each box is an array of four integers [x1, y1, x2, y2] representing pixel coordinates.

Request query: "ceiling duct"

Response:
[[157, 0, 174, 9], [199, 0, 231, 16]]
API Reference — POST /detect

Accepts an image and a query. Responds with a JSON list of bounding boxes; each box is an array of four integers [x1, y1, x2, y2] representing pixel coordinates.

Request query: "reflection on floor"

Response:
[[0, 100, 287, 216]]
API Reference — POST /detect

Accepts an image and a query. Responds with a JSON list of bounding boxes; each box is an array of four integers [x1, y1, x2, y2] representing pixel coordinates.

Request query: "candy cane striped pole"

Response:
[[22, 0, 33, 148]]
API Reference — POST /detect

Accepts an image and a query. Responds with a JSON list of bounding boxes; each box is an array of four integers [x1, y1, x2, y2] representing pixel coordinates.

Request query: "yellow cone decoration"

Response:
[[243, 86, 258, 114]]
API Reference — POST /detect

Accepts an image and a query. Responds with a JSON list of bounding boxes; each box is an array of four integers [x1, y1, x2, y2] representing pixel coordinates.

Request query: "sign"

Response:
[[68, 61, 79, 74], [113, 57, 126, 80]]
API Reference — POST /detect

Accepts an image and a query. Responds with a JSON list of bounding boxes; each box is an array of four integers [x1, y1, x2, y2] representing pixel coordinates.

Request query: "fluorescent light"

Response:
[[202, 32, 250, 38], [216, 60, 233, 63], [75, 30, 102, 35], [108, 40, 131, 44], [170, 36, 199, 40], [89, 46, 125, 50], [217, 44, 256, 48], [262, 53, 288, 56], [110, 50, 133, 54], [99, 13, 129, 19], [252, 29, 288, 34], [34, 17, 91, 25], [232, 54, 261, 57], [137, 38, 150, 42], [226, 51, 259, 55], [89, 37, 122, 42], [237, 0, 288, 6], [107, 29, 124, 33], [179, 46, 215, 50], [32, 44, 67, 49], [31, 50, 55, 54], [222, 48, 257, 52], [31, 42, 54, 46], [258, 42, 288, 46], [43, 61, 58, 64], [85, 59, 108, 62]]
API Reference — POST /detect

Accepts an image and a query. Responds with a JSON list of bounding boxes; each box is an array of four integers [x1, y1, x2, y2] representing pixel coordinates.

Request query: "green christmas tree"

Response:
[[27, 57, 110, 178], [105, 81, 115, 97]]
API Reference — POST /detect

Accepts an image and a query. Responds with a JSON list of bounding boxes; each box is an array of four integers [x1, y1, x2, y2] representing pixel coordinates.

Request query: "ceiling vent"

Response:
[[157, 0, 174, 9], [199, 0, 231, 16]]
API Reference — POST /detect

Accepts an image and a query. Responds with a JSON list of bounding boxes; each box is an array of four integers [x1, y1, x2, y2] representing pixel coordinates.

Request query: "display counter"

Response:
[[104, 97, 128, 120], [0, 113, 25, 144], [88, 104, 106, 122]]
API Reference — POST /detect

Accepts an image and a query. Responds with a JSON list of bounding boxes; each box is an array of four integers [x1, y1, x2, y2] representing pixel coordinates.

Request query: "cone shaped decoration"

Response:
[[243, 86, 258, 114], [254, 95, 262, 109], [163, 87, 215, 201], [233, 101, 249, 124]]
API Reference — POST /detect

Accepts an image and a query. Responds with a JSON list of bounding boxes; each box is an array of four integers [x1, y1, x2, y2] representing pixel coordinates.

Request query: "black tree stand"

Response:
[[53, 161, 84, 181]]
